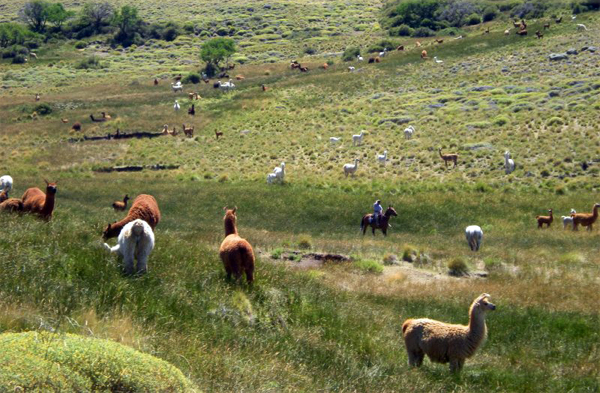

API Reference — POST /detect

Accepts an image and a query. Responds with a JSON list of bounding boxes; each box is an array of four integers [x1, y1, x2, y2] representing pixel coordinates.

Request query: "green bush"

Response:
[[304, 47, 317, 55], [354, 259, 384, 274], [447, 258, 469, 275], [33, 103, 52, 115], [482, 6, 498, 22], [493, 116, 509, 126], [402, 245, 418, 262], [2, 45, 29, 59], [75, 56, 105, 69], [183, 72, 201, 84], [389, 24, 414, 37], [12, 54, 27, 64], [547, 117, 564, 126], [342, 46, 360, 61], [74, 40, 87, 49], [297, 235, 312, 250], [411, 27, 436, 37], [466, 13, 482, 25], [0, 332, 197, 392]]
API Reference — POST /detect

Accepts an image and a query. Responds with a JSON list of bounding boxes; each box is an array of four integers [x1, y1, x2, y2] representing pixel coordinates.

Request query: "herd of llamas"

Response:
[[1, 15, 596, 374]]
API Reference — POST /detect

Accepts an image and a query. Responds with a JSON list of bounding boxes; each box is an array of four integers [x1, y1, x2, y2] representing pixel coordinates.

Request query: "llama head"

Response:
[[124, 195, 130, 202], [103, 222, 121, 239], [44, 179, 57, 195], [223, 206, 237, 222], [473, 293, 496, 312], [571, 209, 576, 214]]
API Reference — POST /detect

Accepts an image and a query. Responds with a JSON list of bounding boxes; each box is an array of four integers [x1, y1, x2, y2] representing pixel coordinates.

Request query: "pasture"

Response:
[[1, 2, 599, 392]]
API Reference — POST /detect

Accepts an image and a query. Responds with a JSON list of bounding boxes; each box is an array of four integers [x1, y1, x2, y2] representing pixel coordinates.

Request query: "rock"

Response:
[[470, 86, 494, 92], [548, 90, 561, 97], [428, 103, 445, 109], [378, 117, 412, 126], [585, 46, 597, 52], [370, 93, 384, 100], [471, 270, 489, 278], [567, 48, 578, 55], [464, 142, 494, 151], [549, 53, 568, 61]]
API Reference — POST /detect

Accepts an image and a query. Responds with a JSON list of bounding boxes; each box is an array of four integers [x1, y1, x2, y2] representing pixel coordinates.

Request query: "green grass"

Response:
[[0, 4, 599, 392]]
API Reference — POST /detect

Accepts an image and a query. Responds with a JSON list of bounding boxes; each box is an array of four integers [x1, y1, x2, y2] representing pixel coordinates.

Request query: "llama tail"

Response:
[[104, 243, 119, 253]]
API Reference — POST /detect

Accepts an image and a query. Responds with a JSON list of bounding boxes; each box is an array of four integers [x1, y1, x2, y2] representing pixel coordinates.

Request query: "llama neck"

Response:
[[439, 150, 443, 158], [42, 192, 56, 216], [466, 306, 487, 355], [224, 217, 238, 236], [593, 205, 598, 218]]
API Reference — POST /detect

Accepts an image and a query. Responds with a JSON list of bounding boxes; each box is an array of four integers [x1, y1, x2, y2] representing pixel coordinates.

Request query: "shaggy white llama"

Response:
[[504, 151, 515, 174], [0, 175, 13, 195], [465, 225, 483, 251], [404, 125, 415, 140], [562, 209, 577, 229], [352, 131, 365, 146], [104, 219, 155, 275]]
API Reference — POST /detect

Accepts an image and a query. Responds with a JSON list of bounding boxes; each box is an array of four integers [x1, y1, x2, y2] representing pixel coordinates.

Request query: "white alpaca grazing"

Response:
[[219, 79, 236, 92], [343, 159, 360, 177], [330, 137, 342, 144], [562, 209, 577, 229], [404, 125, 415, 140], [434, 56, 443, 64], [357, 55, 363, 61], [577, 24, 587, 31], [377, 150, 387, 165], [0, 175, 13, 195], [352, 131, 365, 146], [348, 66, 356, 72], [174, 100, 180, 111], [104, 219, 155, 275], [267, 173, 277, 184], [504, 151, 515, 174], [465, 225, 483, 251], [171, 82, 183, 92]]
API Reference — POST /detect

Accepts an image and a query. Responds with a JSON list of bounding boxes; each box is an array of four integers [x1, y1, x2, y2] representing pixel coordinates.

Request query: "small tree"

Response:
[[19, 0, 51, 32], [200, 38, 235, 77], [47, 3, 74, 28], [112, 5, 142, 46], [81, 1, 114, 33]]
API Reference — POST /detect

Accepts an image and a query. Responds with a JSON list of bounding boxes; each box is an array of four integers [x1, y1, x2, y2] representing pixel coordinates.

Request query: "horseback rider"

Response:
[[373, 200, 383, 226]]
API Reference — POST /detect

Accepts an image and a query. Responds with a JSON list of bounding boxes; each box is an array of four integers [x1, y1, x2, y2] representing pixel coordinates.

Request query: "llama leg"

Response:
[[244, 265, 254, 284], [230, 251, 243, 280], [449, 358, 464, 373]]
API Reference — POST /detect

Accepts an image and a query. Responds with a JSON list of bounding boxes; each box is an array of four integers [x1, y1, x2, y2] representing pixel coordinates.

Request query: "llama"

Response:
[[154, 78, 159, 85], [274, 162, 285, 182], [434, 56, 443, 64], [171, 82, 183, 92], [103, 194, 161, 239], [104, 219, 154, 276], [235, 74, 245, 80], [536, 30, 543, 39], [439, 148, 458, 168], [101, 112, 111, 120], [571, 203, 600, 231], [504, 151, 515, 174], [536, 209, 553, 228], [465, 225, 483, 251], [0, 175, 13, 195], [112, 195, 130, 212], [402, 293, 496, 373], [516, 29, 528, 36], [188, 104, 195, 116], [215, 130, 223, 140], [330, 137, 342, 144], [421, 50, 428, 59], [0, 198, 23, 213], [404, 125, 415, 140], [356, 55, 363, 61], [435, 38, 444, 44], [343, 159, 360, 177], [72, 122, 81, 132], [21, 180, 57, 220], [61, 118, 69, 123], [267, 173, 277, 184], [352, 131, 365, 146], [348, 66, 355, 72], [219, 79, 236, 92], [0, 189, 8, 203], [377, 150, 387, 165], [174, 100, 180, 111], [90, 114, 106, 122], [577, 24, 588, 31], [562, 209, 577, 229], [397, 45, 404, 51], [183, 124, 194, 138], [299, 66, 309, 72], [219, 207, 255, 283]]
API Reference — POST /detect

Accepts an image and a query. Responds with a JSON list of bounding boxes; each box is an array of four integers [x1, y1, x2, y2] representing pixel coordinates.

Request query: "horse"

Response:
[[360, 206, 398, 236]]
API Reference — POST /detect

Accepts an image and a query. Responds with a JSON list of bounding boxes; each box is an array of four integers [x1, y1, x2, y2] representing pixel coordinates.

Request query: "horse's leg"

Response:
[[372, 226, 375, 236]]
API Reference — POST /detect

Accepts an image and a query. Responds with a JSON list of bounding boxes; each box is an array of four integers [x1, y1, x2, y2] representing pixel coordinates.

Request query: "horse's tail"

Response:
[[360, 216, 365, 232]]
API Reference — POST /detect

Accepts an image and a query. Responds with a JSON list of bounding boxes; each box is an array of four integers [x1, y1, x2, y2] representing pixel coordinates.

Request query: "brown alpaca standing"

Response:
[[439, 148, 458, 168], [182, 124, 194, 138], [536, 209, 553, 228], [103, 194, 161, 239], [112, 194, 130, 211], [21, 180, 57, 220], [219, 207, 255, 283], [215, 130, 223, 140], [571, 203, 600, 231]]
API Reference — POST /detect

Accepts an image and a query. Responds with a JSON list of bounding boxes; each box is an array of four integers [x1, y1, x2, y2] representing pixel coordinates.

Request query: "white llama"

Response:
[[104, 219, 155, 275]]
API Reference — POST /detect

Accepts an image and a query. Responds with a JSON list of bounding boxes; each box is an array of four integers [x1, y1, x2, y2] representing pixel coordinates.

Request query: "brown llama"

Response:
[[438, 148, 458, 168], [290, 62, 301, 69], [219, 207, 255, 283], [72, 122, 81, 132], [368, 57, 376, 63], [543, 22, 550, 30], [299, 66, 309, 72], [112, 194, 130, 211], [320, 63, 328, 70], [375, 56, 381, 63], [183, 124, 194, 138], [421, 50, 428, 59], [262, 84, 268, 92], [235, 74, 245, 80], [536, 209, 553, 228], [435, 38, 444, 44], [188, 104, 195, 116], [61, 118, 69, 123], [21, 180, 57, 220], [535, 30, 543, 39], [0, 189, 8, 203], [516, 29, 528, 36], [154, 78, 159, 85], [90, 114, 106, 122], [0, 198, 24, 213], [103, 194, 161, 239], [397, 45, 404, 51], [571, 203, 600, 231], [101, 112, 111, 120], [215, 130, 223, 140]]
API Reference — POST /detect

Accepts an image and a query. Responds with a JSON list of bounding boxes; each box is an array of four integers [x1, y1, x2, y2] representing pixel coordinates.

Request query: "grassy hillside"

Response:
[[0, 2, 599, 392]]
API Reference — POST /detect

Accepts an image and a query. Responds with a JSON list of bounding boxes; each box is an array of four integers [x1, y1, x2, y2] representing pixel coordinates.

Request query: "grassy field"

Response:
[[1, 3, 600, 392]]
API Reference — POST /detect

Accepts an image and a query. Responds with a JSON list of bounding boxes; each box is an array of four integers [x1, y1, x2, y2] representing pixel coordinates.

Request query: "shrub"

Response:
[[389, 24, 414, 37], [482, 5, 498, 22], [411, 27, 436, 37], [466, 13, 482, 25], [33, 103, 52, 115], [547, 117, 564, 126], [183, 73, 201, 84], [342, 46, 360, 61], [438, 1, 478, 27], [511, 1, 548, 19], [354, 259, 384, 274], [402, 245, 418, 262], [386, 0, 441, 29], [383, 253, 399, 265], [270, 248, 283, 259], [304, 47, 316, 55], [447, 257, 468, 275], [74, 40, 87, 49], [297, 235, 312, 250], [0, 332, 196, 392], [12, 54, 27, 64], [493, 116, 509, 126], [2, 45, 29, 59], [75, 56, 104, 69]]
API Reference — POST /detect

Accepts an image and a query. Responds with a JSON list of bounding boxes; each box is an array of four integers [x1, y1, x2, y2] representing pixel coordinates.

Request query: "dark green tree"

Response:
[[47, 3, 74, 28], [19, 0, 51, 32], [81, 1, 114, 33], [200, 38, 236, 76]]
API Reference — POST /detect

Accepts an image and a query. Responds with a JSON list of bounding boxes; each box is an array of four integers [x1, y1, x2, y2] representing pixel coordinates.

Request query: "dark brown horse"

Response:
[[360, 206, 398, 236]]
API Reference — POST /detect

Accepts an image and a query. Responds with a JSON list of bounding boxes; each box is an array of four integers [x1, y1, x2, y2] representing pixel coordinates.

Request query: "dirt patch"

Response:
[[264, 250, 351, 269]]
